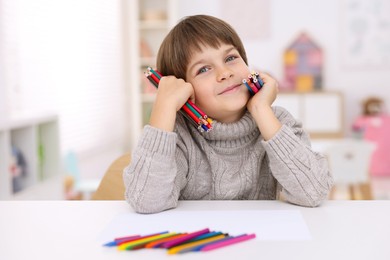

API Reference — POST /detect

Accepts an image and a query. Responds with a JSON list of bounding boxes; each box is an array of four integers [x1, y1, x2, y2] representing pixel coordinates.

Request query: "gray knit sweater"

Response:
[[124, 106, 333, 213]]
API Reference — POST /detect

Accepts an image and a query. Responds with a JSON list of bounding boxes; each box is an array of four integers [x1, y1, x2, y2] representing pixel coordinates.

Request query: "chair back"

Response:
[[91, 153, 131, 200], [325, 139, 375, 184]]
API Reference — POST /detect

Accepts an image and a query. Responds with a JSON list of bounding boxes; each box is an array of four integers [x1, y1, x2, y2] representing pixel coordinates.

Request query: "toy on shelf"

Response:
[[282, 32, 323, 92], [352, 97, 390, 177], [10, 146, 27, 193]]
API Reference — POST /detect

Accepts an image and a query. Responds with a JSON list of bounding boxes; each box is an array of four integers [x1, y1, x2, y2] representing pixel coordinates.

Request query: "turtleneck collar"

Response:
[[197, 110, 260, 149]]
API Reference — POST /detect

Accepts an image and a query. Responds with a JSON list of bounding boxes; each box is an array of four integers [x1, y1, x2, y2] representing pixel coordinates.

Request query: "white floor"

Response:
[[371, 177, 390, 200]]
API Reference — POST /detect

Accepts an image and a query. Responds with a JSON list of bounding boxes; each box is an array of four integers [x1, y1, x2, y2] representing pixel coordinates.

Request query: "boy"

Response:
[[124, 15, 333, 214]]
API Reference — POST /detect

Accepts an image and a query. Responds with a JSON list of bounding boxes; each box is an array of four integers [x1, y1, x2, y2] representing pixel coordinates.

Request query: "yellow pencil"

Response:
[[167, 234, 226, 254], [118, 232, 177, 250]]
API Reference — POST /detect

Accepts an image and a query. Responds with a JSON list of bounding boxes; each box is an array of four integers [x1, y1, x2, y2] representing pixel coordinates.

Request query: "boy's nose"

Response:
[[217, 67, 233, 81]]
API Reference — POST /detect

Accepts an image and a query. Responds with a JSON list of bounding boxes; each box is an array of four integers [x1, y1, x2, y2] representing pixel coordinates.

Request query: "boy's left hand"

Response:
[[246, 72, 279, 114], [246, 72, 282, 140]]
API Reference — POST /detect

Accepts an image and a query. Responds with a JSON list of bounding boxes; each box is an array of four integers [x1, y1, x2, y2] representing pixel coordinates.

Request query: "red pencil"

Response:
[[149, 72, 160, 84], [187, 100, 207, 119], [182, 105, 202, 124]]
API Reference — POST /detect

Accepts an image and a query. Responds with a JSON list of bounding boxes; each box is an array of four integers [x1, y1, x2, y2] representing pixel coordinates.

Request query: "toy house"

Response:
[[283, 32, 323, 92]]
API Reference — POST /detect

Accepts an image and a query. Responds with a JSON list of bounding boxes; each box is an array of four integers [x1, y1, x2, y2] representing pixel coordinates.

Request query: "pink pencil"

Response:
[[114, 235, 140, 242], [161, 228, 210, 248], [199, 233, 256, 252]]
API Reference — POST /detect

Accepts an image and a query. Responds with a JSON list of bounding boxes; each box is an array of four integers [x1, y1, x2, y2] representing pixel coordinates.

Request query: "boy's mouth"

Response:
[[218, 84, 242, 95]]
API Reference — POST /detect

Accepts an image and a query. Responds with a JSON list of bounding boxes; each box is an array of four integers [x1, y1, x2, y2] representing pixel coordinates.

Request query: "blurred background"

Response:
[[1, 0, 390, 200]]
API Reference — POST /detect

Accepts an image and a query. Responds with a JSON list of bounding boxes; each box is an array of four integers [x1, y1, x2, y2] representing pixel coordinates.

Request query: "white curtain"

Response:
[[0, 0, 127, 157]]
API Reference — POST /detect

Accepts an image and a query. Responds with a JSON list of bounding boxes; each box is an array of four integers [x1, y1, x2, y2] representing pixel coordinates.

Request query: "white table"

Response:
[[1, 200, 389, 260]]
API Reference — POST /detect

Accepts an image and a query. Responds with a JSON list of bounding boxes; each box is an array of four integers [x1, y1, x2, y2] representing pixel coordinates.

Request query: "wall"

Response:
[[178, 0, 390, 135], [0, 0, 127, 159]]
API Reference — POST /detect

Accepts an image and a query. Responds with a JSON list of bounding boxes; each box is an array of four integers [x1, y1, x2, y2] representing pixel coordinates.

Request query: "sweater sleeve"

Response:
[[123, 125, 188, 214], [262, 106, 334, 207]]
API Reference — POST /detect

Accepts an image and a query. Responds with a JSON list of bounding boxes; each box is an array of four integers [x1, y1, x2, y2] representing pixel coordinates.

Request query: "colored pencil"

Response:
[[187, 100, 207, 119], [104, 229, 256, 254], [243, 79, 255, 95], [182, 105, 202, 124], [121, 233, 177, 250], [244, 71, 265, 96], [178, 231, 224, 245], [199, 233, 256, 252], [168, 234, 227, 254], [160, 228, 210, 249], [149, 72, 160, 84], [103, 235, 141, 247], [144, 233, 188, 248], [118, 232, 171, 250]]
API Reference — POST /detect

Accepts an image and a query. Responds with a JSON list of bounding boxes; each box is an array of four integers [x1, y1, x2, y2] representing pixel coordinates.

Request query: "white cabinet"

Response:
[[274, 92, 344, 138], [126, 0, 177, 149], [0, 113, 60, 199]]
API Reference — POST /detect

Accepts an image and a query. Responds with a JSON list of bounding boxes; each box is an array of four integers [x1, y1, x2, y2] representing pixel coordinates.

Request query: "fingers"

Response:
[[158, 76, 195, 111], [257, 72, 279, 93]]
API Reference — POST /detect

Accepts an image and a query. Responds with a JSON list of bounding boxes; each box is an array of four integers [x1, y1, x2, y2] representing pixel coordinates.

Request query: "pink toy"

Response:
[[353, 115, 390, 177]]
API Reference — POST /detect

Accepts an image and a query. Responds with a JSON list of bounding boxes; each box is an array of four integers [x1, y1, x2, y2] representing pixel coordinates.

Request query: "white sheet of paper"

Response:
[[98, 210, 311, 243]]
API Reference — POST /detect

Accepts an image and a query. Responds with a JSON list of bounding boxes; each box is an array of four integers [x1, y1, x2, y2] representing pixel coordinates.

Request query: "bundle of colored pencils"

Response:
[[145, 67, 213, 132], [243, 71, 264, 96], [103, 227, 256, 254]]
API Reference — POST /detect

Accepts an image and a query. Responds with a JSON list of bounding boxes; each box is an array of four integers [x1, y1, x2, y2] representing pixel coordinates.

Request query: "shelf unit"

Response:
[[0, 113, 60, 199], [126, 0, 177, 149], [274, 91, 344, 138]]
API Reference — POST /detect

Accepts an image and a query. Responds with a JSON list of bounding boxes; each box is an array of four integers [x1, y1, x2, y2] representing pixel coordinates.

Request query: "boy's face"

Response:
[[185, 43, 251, 123]]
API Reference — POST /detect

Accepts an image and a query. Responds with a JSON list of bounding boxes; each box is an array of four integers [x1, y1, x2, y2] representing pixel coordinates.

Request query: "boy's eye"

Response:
[[198, 66, 210, 74], [225, 55, 237, 62]]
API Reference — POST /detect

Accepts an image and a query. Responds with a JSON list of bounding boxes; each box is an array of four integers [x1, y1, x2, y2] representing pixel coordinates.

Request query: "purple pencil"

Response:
[[200, 233, 256, 252]]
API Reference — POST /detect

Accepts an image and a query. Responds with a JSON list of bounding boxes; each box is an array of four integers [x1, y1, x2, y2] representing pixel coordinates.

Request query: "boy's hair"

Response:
[[156, 15, 248, 80]]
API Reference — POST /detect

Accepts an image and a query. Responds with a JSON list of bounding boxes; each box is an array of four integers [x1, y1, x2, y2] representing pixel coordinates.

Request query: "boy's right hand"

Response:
[[157, 76, 195, 111], [149, 76, 195, 132]]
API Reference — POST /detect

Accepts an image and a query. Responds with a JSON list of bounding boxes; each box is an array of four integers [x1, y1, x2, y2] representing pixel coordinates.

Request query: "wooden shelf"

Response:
[[126, 0, 177, 148]]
